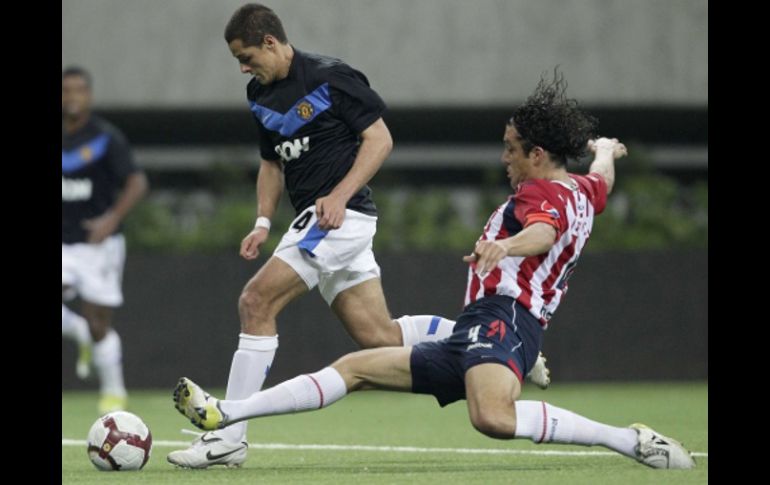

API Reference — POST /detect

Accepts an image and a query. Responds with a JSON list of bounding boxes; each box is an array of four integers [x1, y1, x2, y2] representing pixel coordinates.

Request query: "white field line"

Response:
[[62, 438, 708, 458]]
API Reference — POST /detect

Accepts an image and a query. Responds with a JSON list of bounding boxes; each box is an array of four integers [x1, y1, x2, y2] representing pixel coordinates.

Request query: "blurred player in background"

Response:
[[62, 66, 148, 414], [168, 3, 558, 469], [173, 73, 695, 470]]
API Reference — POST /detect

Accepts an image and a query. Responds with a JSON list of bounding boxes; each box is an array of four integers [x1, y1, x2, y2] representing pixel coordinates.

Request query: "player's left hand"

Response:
[[462, 240, 508, 278], [315, 194, 346, 230], [588, 137, 627, 159], [82, 212, 119, 244]]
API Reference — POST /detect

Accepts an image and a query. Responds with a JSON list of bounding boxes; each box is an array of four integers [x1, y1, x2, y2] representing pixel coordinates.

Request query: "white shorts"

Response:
[[61, 234, 126, 307], [274, 207, 381, 305]]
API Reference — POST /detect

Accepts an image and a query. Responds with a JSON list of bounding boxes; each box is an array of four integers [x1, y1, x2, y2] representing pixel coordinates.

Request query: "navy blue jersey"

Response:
[[62, 116, 139, 243], [247, 48, 385, 216]]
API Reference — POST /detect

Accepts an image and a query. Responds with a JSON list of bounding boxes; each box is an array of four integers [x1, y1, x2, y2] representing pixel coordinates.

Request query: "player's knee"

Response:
[[238, 285, 270, 316], [81, 308, 111, 341], [238, 287, 278, 334], [469, 406, 516, 439], [87, 319, 109, 341], [330, 354, 367, 390]]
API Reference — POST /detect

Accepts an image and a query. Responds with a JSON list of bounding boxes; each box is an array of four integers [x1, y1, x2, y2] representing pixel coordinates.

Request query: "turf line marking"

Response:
[[62, 438, 707, 458]]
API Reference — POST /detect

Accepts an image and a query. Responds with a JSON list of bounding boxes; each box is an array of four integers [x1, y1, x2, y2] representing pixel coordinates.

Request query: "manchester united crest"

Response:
[[297, 101, 314, 120], [79, 146, 93, 163]]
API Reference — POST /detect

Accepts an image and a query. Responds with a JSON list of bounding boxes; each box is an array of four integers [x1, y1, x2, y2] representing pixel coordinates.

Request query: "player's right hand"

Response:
[[315, 194, 346, 230], [462, 240, 508, 279], [240, 228, 269, 260]]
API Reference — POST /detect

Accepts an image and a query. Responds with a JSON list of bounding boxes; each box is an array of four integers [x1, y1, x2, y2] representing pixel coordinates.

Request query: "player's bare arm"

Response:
[[241, 158, 284, 260], [463, 222, 556, 277], [587, 137, 627, 194], [82, 171, 148, 244], [315, 118, 393, 230]]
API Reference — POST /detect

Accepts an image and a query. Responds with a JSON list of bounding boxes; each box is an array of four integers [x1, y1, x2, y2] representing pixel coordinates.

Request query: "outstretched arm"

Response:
[[463, 222, 557, 278], [587, 137, 627, 195]]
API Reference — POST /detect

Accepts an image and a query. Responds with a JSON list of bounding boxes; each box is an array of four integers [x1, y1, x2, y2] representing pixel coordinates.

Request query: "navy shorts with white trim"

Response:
[[410, 295, 543, 407]]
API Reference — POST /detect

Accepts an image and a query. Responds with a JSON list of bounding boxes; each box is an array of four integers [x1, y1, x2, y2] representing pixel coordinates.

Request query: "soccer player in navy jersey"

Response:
[[173, 72, 696, 470], [62, 66, 148, 414], [168, 3, 467, 468]]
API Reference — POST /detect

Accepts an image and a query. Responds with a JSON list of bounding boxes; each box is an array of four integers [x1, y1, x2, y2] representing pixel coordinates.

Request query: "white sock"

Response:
[[514, 401, 637, 458], [92, 329, 126, 397], [61, 304, 91, 346], [396, 315, 456, 346], [215, 334, 278, 443], [220, 367, 347, 423]]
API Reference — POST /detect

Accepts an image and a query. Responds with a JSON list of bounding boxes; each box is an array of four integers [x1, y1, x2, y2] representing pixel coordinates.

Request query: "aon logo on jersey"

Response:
[[62, 177, 92, 201], [275, 136, 309, 163]]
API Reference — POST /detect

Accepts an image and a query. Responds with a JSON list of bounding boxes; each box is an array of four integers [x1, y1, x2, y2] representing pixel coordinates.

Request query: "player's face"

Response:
[[501, 124, 535, 189], [62, 75, 92, 119], [229, 38, 283, 85]]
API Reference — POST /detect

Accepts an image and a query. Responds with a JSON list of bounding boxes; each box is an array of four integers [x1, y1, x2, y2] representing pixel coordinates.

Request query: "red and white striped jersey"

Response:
[[464, 173, 608, 327]]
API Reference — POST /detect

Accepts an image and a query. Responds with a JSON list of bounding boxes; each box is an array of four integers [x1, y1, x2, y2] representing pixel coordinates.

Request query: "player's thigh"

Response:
[[243, 255, 309, 313], [464, 363, 521, 427], [332, 347, 413, 391], [331, 278, 400, 347]]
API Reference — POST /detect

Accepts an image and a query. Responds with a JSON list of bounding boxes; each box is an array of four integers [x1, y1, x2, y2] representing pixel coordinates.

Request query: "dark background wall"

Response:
[[96, 107, 708, 146], [62, 250, 707, 390]]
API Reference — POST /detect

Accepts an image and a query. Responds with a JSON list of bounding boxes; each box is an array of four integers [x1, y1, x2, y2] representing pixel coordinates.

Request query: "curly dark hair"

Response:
[[510, 69, 598, 166], [225, 3, 288, 47]]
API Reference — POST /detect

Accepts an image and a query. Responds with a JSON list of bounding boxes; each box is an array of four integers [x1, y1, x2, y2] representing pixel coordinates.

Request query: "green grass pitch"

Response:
[[63, 381, 707, 484]]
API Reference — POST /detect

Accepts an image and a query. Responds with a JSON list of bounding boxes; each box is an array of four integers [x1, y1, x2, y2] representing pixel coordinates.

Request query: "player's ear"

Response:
[[531, 146, 546, 164]]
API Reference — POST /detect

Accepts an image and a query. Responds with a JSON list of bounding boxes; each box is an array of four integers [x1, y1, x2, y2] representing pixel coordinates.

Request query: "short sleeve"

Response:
[[328, 66, 386, 134], [106, 129, 139, 181], [513, 182, 567, 238], [577, 173, 608, 215], [257, 122, 280, 161]]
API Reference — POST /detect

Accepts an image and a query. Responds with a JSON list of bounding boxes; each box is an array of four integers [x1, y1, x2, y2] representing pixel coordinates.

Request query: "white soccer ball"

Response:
[[86, 411, 153, 471]]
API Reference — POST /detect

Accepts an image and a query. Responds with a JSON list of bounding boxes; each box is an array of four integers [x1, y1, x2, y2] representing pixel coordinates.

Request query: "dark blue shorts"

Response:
[[410, 295, 543, 407]]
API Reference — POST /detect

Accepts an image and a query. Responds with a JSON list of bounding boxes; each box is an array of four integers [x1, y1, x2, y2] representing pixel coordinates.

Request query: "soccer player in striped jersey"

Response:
[[173, 71, 695, 470]]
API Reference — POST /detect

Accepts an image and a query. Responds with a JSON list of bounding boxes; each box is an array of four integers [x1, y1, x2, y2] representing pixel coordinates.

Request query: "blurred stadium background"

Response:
[[62, 0, 707, 389], [63, 0, 706, 479]]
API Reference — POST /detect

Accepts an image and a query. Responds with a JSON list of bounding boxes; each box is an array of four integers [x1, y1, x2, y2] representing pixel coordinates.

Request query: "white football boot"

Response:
[[630, 423, 696, 469], [166, 431, 248, 469], [527, 352, 551, 389]]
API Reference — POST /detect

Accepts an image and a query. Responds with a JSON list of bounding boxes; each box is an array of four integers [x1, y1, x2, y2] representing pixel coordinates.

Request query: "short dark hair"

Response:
[[510, 69, 598, 166], [225, 3, 288, 47], [62, 66, 92, 89]]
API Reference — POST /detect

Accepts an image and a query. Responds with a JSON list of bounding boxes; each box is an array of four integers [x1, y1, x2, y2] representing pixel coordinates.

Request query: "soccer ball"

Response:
[[86, 411, 152, 471]]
